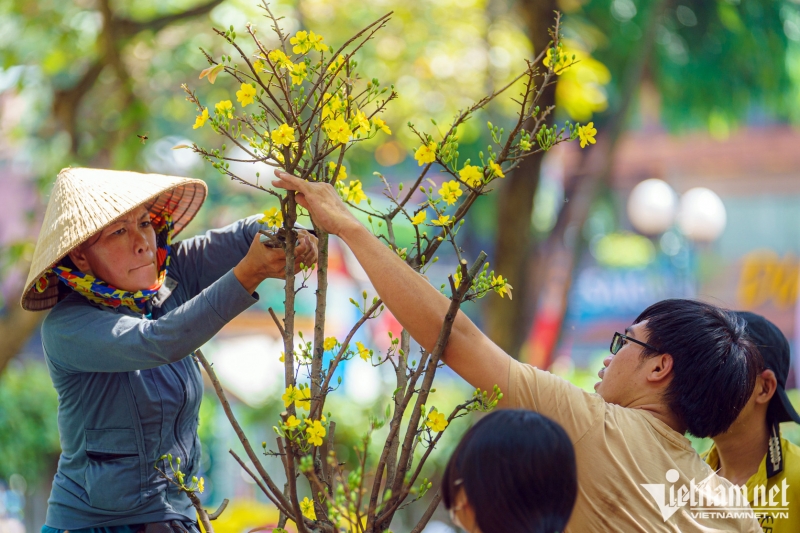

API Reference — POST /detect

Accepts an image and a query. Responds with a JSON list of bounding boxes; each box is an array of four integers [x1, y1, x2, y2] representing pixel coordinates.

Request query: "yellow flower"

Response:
[[459, 164, 483, 188], [296, 386, 311, 410], [258, 207, 283, 229], [410, 210, 426, 225], [519, 138, 532, 151], [271, 123, 296, 147], [328, 162, 347, 181], [285, 415, 301, 429], [372, 117, 391, 135], [197, 477, 205, 493], [282, 385, 299, 408], [438, 180, 463, 206], [253, 59, 265, 72], [290, 62, 307, 86], [279, 351, 285, 362], [268, 49, 293, 70], [414, 142, 437, 166], [214, 100, 233, 119], [492, 275, 513, 299], [453, 270, 462, 288], [309, 30, 328, 52], [356, 341, 371, 361], [544, 46, 570, 74], [192, 108, 209, 129], [322, 93, 344, 120], [340, 180, 367, 204], [425, 409, 448, 432], [578, 122, 597, 148], [290, 31, 313, 54], [325, 116, 352, 144], [432, 214, 451, 227], [305, 420, 326, 447], [327, 54, 345, 72], [324, 337, 337, 351], [488, 161, 505, 178], [300, 497, 317, 520], [353, 110, 370, 134], [236, 83, 257, 106]]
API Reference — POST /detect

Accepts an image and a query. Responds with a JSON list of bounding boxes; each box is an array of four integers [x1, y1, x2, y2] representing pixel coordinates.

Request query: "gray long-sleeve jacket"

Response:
[[41, 216, 265, 529]]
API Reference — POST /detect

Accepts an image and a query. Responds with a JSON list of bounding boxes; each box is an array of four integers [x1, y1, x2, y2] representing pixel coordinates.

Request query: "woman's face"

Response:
[[68, 206, 159, 291]]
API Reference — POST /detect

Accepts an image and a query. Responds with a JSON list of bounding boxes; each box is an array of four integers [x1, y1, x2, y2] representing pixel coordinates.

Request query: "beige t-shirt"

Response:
[[508, 360, 761, 532]]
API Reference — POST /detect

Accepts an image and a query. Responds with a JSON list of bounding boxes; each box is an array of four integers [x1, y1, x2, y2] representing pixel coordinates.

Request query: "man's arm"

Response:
[[272, 171, 512, 396]]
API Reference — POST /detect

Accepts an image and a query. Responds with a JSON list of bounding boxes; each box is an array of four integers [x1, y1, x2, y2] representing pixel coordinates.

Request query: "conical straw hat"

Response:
[[21, 167, 208, 311]]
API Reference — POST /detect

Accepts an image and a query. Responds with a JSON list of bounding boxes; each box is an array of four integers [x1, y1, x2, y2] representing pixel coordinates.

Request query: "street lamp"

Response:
[[676, 187, 727, 243], [626, 178, 678, 236]]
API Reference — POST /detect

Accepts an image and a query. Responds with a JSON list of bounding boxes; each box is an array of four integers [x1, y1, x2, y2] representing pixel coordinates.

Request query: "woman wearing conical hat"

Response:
[[22, 168, 317, 533]]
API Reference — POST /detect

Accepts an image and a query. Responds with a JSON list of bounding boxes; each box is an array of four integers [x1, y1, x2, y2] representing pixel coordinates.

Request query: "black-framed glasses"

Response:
[[610, 332, 660, 355]]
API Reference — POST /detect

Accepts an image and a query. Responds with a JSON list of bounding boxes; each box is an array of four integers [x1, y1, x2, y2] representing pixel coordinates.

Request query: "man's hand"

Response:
[[271, 170, 362, 239], [234, 229, 318, 293]]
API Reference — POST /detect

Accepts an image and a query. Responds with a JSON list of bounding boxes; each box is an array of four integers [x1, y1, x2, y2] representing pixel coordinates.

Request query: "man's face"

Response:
[[595, 320, 655, 406], [69, 206, 159, 292]]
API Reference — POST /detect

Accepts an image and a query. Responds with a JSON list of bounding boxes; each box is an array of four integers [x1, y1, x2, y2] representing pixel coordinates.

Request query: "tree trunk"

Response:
[[483, 0, 558, 358], [0, 303, 43, 375], [524, 0, 668, 368]]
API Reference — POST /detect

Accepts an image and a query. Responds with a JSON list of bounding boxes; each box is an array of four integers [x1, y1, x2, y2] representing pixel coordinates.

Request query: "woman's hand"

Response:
[[271, 170, 363, 239], [233, 229, 318, 293]]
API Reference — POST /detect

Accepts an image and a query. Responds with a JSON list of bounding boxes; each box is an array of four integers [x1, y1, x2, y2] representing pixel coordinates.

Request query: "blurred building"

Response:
[[557, 125, 800, 387]]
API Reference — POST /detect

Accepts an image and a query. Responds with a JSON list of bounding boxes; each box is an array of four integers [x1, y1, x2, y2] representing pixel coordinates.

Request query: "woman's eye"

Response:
[[112, 228, 125, 235], [141, 220, 152, 228]]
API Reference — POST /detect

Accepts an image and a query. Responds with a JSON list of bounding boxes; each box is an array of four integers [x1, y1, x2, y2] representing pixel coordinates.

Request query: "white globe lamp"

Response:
[[677, 187, 727, 243], [626, 179, 678, 236]]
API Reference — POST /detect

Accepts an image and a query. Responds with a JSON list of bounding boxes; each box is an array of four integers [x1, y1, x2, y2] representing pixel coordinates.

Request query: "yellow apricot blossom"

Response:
[[325, 116, 352, 144], [214, 100, 233, 119], [290, 62, 307, 86], [296, 386, 311, 410], [301, 497, 317, 520], [414, 142, 437, 166], [192, 108, 209, 129], [285, 415, 301, 429], [493, 275, 513, 299], [252, 59, 265, 72], [489, 161, 505, 178], [328, 162, 347, 181], [340, 180, 367, 204], [410, 210, 426, 225], [438, 180, 463, 206], [373, 117, 391, 135], [578, 122, 597, 148], [322, 93, 344, 120], [236, 83, 257, 106], [258, 207, 283, 229], [459, 165, 483, 187], [324, 337, 337, 351], [353, 110, 370, 133], [356, 341, 371, 361], [282, 385, 299, 408], [271, 123, 296, 147], [268, 49, 293, 70], [309, 31, 328, 52], [426, 409, 448, 432], [197, 477, 205, 493], [432, 214, 451, 227], [290, 31, 313, 54], [327, 54, 345, 72], [543, 46, 570, 74], [305, 419, 326, 446]]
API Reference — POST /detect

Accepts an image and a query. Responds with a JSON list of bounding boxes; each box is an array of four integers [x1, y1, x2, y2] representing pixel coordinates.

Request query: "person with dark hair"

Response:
[[442, 410, 577, 533], [272, 170, 761, 532], [703, 311, 800, 532]]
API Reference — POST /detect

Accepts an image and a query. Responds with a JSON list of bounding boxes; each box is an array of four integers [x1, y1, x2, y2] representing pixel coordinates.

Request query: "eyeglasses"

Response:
[[610, 332, 660, 355]]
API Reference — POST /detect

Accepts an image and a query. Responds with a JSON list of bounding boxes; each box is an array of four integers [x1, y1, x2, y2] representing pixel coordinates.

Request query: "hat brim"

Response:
[[21, 178, 206, 311], [772, 385, 800, 425]]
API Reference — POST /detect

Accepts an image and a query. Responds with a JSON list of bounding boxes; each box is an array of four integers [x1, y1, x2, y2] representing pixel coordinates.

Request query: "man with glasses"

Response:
[[271, 170, 761, 532], [703, 312, 800, 532]]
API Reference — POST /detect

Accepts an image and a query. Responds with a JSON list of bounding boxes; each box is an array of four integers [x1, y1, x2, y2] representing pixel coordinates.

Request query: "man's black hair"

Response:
[[442, 409, 577, 533], [634, 299, 762, 437]]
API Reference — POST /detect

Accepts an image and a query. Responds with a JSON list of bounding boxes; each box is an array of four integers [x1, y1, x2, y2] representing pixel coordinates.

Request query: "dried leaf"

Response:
[[199, 64, 225, 84]]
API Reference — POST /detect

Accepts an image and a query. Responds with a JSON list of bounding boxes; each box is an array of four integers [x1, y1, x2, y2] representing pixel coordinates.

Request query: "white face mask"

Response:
[[449, 506, 465, 531]]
